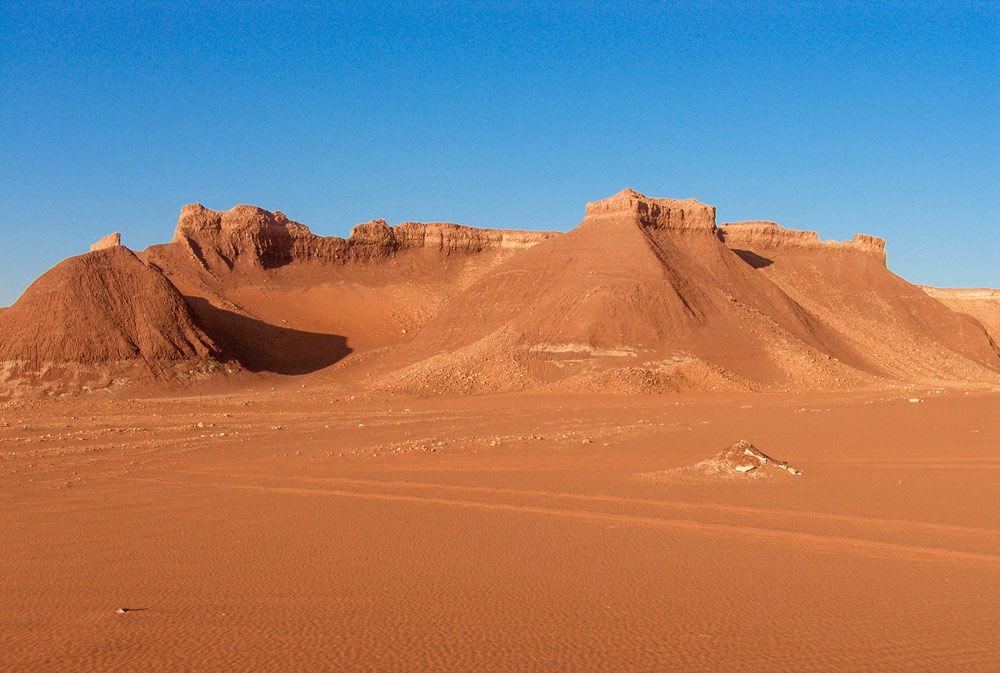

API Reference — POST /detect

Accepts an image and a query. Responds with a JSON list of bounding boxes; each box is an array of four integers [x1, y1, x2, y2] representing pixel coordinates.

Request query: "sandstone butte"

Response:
[[1, 189, 998, 398]]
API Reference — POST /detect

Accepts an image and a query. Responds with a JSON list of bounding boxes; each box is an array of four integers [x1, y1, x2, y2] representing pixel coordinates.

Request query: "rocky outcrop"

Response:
[[90, 232, 121, 251], [392, 221, 556, 252], [172, 203, 557, 270], [721, 221, 887, 263], [584, 188, 718, 233], [635, 439, 802, 481]]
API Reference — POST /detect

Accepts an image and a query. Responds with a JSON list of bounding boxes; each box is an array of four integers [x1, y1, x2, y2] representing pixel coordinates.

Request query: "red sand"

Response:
[[2, 389, 998, 671], [1, 190, 999, 670]]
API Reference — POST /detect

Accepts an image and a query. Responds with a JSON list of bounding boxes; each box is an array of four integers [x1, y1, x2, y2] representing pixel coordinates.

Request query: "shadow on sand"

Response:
[[185, 296, 352, 375]]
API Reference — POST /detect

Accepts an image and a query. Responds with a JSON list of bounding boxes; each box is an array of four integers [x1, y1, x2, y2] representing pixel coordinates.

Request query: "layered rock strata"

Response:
[[172, 204, 556, 270]]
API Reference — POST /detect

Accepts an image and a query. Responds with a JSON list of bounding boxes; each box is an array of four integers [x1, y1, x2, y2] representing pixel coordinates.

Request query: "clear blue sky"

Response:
[[2, 1, 997, 306]]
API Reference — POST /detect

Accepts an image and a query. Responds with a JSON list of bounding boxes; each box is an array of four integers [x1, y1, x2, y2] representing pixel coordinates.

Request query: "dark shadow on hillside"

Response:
[[732, 249, 774, 269], [185, 296, 352, 375]]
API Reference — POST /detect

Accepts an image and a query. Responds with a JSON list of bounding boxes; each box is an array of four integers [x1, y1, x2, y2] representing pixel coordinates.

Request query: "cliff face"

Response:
[[172, 203, 557, 270], [721, 221, 887, 263]]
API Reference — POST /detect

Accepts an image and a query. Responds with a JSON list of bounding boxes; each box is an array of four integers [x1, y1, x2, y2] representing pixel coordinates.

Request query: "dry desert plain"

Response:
[[2, 386, 999, 672], [2, 190, 1000, 671]]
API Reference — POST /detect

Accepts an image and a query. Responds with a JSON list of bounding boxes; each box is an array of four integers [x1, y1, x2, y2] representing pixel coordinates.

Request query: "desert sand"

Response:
[[2, 190, 998, 671], [2, 388, 998, 672]]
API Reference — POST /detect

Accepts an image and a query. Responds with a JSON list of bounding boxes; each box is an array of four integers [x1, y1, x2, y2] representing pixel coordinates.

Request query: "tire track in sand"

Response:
[[128, 476, 1000, 566], [179, 471, 1000, 541]]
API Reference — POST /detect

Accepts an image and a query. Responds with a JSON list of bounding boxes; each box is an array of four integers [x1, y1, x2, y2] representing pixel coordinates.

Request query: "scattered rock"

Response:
[[636, 439, 802, 481]]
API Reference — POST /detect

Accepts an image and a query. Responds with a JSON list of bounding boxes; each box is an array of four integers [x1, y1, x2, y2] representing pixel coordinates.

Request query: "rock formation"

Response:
[[90, 232, 121, 251], [3, 189, 998, 398], [636, 439, 803, 480], [722, 221, 886, 261], [0, 246, 223, 397], [719, 220, 1000, 384], [170, 203, 556, 271], [379, 189, 873, 394], [583, 188, 718, 232]]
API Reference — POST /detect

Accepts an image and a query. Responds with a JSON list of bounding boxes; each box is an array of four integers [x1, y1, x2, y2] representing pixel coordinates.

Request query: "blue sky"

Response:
[[2, 1, 997, 306]]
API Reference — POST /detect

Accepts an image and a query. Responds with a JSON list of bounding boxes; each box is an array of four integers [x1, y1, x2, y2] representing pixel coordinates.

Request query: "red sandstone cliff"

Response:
[[722, 221, 886, 261], [170, 203, 556, 271], [3, 191, 997, 398]]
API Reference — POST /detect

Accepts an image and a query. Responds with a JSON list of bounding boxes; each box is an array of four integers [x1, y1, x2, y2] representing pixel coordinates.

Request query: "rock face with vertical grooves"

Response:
[[0, 246, 223, 397]]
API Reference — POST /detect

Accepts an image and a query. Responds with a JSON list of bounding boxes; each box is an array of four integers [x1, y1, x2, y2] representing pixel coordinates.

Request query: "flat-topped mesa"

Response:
[[721, 221, 887, 263], [172, 203, 556, 269], [583, 188, 718, 232], [391, 221, 556, 252]]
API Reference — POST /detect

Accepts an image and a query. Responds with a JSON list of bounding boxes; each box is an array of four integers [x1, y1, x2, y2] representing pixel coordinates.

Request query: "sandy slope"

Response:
[[3, 191, 998, 399], [921, 286, 1000, 343], [0, 247, 223, 396], [2, 387, 998, 672], [721, 221, 1000, 385]]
